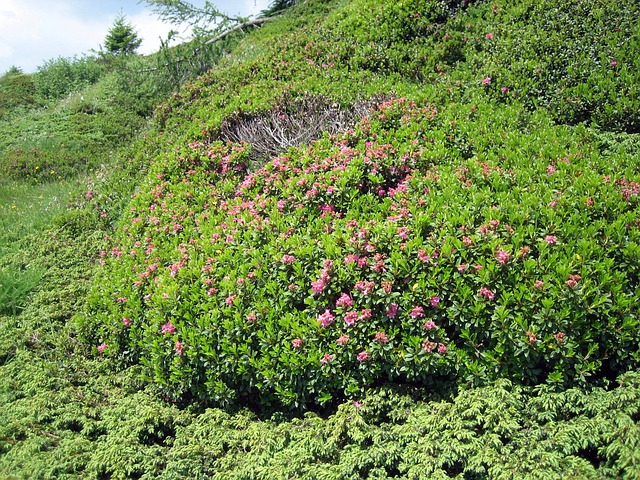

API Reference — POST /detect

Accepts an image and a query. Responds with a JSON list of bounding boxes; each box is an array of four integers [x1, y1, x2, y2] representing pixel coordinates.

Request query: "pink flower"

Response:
[[374, 331, 389, 343], [544, 235, 557, 244], [482, 77, 491, 85], [437, 343, 447, 354], [225, 294, 237, 305], [534, 280, 545, 289], [175, 341, 184, 355], [495, 249, 510, 265], [318, 309, 335, 327], [281, 254, 295, 264], [246, 312, 257, 322], [161, 322, 176, 334], [353, 401, 363, 408], [122, 317, 131, 327], [547, 164, 556, 175], [478, 287, 495, 301], [336, 293, 353, 308], [97, 342, 108, 353], [422, 341, 436, 352], [386, 304, 399, 318], [354, 280, 375, 296], [423, 320, 437, 330], [357, 350, 370, 362], [409, 306, 425, 318], [610, 60, 617, 66], [337, 334, 350, 345], [548, 199, 557, 207], [501, 86, 509, 93], [311, 279, 326, 294], [320, 353, 335, 365], [397, 227, 410, 239], [292, 338, 303, 349], [417, 249, 431, 262], [430, 296, 441, 308], [457, 264, 468, 272], [554, 332, 566, 343], [486, 33, 494, 39], [344, 311, 358, 326], [565, 274, 581, 289]]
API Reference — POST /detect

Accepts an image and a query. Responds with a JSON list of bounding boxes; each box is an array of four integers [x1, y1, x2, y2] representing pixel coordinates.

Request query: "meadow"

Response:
[[1, 0, 639, 478]]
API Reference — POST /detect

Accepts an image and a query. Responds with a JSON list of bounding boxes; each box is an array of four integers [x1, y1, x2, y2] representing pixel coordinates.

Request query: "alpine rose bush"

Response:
[[82, 98, 640, 409]]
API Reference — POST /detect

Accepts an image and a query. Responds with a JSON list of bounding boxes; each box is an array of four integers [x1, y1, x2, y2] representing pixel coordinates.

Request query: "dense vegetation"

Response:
[[1, 0, 639, 477]]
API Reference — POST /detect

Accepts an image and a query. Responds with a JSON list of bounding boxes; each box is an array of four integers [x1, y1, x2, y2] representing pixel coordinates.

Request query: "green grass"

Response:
[[0, 179, 80, 314], [0, 180, 78, 248]]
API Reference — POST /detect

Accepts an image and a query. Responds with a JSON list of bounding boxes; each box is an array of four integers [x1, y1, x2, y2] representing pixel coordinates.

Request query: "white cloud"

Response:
[[0, 0, 276, 74], [0, 0, 109, 73]]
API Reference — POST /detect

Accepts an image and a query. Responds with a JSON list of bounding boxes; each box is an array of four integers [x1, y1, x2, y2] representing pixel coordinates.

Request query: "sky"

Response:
[[0, 0, 271, 74]]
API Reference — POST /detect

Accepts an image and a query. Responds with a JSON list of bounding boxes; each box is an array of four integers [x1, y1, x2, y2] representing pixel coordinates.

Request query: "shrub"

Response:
[[82, 98, 640, 409], [0, 68, 37, 116], [33, 55, 103, 101]]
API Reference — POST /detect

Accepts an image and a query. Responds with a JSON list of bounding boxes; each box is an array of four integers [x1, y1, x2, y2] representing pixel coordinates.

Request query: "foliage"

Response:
[[33, 55, 103, 101], [0, 67, 37, 116], [103, 14, 143, 56], [0, 0, 640, 476], [83, 92, 640, 409], [261, 0, 298, 17]]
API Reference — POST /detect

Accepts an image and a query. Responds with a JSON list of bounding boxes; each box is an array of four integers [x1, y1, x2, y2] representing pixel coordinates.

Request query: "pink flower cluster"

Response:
[[565, 274, 581, 289], [478, 287, 495, 301], [336, 293, 353, 308], [161, 322, 176, 334], [318, 309, 335, 327], [320, 353, 335, 365], [311, 259, 334, 294], [354, 280, 376, 296], [281, 254, 295, 265], [495, 249, 510, 265], [423, 341, 447, 354]]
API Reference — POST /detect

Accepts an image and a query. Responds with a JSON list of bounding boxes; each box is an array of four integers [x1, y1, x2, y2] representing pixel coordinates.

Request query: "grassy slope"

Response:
[[1, 0, 639, 478]]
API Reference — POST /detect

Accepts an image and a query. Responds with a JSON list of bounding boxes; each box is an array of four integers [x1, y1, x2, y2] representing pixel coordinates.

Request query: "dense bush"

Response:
[[82, 97, 640, 409], [33, 55, 103, 101], [0, 68, 37, 116]]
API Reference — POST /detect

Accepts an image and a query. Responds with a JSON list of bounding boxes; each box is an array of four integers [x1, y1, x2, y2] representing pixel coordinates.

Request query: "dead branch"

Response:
[[205, 17, 273, 45]]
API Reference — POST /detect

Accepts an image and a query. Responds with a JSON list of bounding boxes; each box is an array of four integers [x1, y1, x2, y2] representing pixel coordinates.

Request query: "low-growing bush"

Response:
[[0, 68, 37, 116], [82, 98, 640, 409], [33, 55, 103, 101]]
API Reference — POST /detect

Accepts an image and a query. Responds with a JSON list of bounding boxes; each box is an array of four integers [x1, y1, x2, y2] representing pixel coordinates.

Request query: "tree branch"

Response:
[[205, 17, 273, 45]]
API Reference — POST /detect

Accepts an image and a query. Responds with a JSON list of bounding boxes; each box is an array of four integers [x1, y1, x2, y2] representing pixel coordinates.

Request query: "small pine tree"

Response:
[[104, 14, 142, 55]]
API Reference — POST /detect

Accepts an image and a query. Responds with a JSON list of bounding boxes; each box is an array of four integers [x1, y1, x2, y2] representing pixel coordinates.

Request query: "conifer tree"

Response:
[[104, 14, 142, 55]]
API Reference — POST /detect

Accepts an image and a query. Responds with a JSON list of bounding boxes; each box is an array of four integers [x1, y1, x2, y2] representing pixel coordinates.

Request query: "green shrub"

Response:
[[33, 55, 103, 101], [0, 68, 37, 116], [82, 98, 640, 409]]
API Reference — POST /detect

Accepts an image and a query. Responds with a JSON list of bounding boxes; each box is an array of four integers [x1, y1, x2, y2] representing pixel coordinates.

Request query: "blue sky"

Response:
[[0, 0, 271, 74]]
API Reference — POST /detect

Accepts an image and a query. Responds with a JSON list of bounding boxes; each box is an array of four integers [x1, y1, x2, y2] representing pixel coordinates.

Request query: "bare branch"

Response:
[[205, 17, 273, 44]]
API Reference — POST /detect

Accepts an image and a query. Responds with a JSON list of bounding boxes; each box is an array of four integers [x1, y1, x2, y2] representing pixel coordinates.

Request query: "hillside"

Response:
[[1, 0, 640, 478]]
